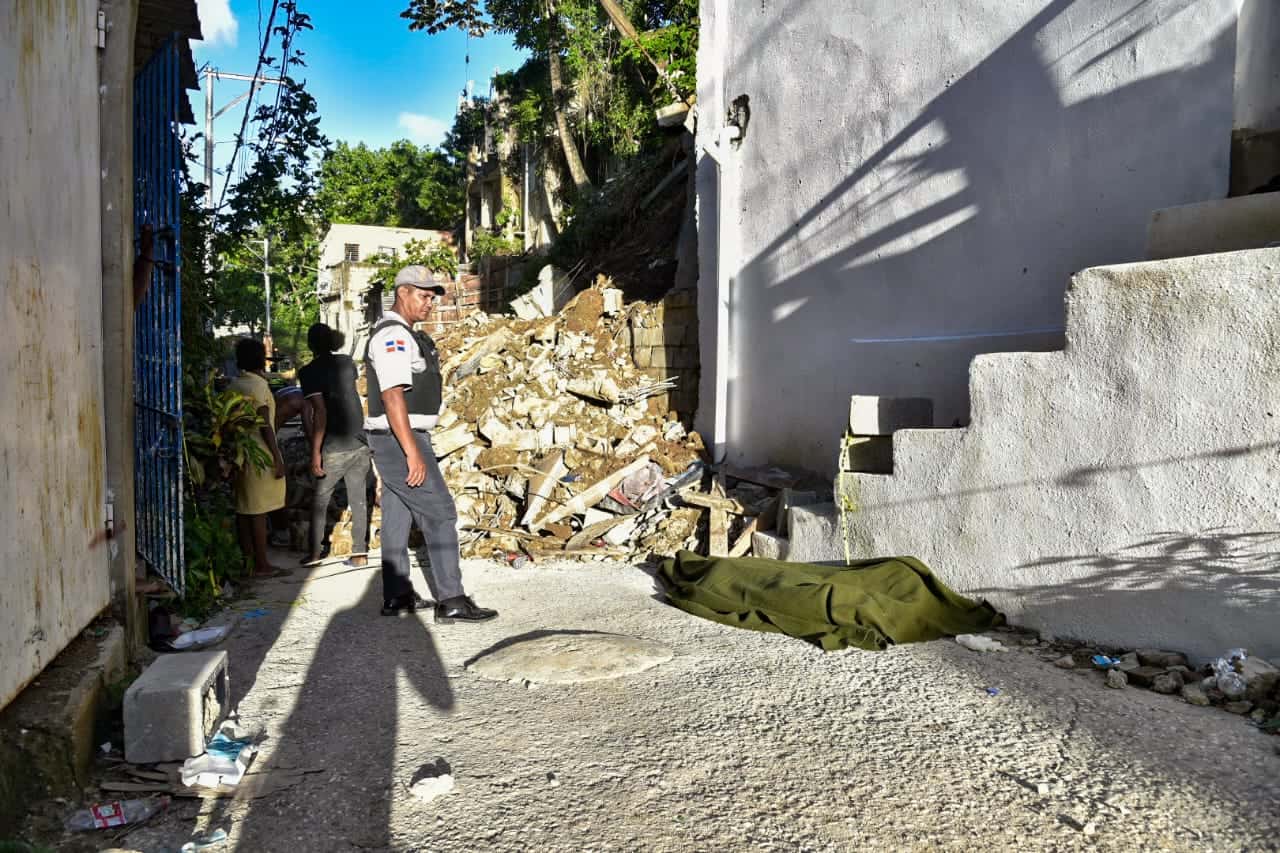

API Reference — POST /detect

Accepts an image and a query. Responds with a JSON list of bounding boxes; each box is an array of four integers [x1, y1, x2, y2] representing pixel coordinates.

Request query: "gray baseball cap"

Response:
[[393, 264, 448, 293]]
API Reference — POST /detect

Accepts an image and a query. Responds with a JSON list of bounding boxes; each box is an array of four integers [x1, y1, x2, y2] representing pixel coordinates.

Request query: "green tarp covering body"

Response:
[[658, 550, 1004, 651]]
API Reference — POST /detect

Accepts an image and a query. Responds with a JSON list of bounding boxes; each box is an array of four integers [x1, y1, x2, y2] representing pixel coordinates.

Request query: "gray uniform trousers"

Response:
[[368, 430, 465, 604]]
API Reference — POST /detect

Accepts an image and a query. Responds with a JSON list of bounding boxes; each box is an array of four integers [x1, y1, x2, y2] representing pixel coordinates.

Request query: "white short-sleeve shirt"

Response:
[[364, 310, 440, 431]]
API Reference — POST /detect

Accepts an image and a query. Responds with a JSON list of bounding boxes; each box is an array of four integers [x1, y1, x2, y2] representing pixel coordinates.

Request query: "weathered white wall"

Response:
[[0, 1, 111, 707], [1234, 0, 1280, 133], [810, 249, 1280, 662], [697, 0, 1240, 472]]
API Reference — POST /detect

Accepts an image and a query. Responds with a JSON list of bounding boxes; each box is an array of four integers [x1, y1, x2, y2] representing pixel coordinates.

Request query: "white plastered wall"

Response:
[[697, 0, 1240, 473], [1, 1, 111, 707]]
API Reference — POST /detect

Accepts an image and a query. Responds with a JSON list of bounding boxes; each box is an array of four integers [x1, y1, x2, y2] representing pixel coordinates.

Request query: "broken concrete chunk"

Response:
[[602, 288, 624, 316], [567, 375, 622, 405], [1136, 649, 1189, 669], [432, 424, 475, 459], [532, 455, 652, 532], [1151, 671, 1184, 694], [1105, 669, 1128, 689], [1181, 683, 1211, 706], [1125, 666, 1165, 688], [520, 451, 567, 529]]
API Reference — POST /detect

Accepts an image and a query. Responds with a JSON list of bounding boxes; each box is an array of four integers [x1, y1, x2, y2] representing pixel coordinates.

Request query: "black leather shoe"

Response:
[[380, 591, 433, 616], [433, 595, 498, 623]]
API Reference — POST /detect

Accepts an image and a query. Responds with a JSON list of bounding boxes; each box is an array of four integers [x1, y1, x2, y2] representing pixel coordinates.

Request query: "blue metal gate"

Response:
[[134, 38, 185, 593]]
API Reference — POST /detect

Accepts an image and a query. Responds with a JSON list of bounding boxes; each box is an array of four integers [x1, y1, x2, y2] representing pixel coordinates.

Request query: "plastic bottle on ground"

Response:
[[65, 797, 168, 831]]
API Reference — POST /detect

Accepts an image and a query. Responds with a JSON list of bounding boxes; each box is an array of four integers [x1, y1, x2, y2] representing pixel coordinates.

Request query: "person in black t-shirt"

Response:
[[298, 323, 372, 568]]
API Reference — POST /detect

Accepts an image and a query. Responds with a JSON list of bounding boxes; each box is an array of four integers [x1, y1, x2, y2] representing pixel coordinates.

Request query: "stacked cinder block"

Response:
[[623, 287, 700, 421]]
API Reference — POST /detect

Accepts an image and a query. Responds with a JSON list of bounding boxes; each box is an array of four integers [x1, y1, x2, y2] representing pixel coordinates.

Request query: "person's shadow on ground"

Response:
[[229, 575, 454, 851]]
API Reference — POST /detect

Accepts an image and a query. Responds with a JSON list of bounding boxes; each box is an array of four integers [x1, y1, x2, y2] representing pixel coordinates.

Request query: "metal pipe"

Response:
[[702, 124, 741, 464]]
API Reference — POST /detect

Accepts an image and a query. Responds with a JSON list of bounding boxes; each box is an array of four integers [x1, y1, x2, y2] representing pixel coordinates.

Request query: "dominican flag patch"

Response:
[[384, 339, 407, 353]]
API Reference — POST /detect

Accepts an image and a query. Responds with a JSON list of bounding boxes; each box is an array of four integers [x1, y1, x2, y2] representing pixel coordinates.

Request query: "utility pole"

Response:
[[262, 235, 272, 357], [202, 68, 285, 210]]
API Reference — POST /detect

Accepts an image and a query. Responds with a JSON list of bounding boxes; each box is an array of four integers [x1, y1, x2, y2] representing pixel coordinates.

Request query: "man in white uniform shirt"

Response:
[[365, 265, 498, 622]]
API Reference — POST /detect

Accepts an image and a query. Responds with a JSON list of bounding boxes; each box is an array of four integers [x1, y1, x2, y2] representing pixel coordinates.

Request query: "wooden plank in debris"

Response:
[[532, 455, 651, 532], [709, 507, 730, 557], [521, 451, 567, 528], [720, 465, 800, 490], [728, 518, 758, 558], [101, 780, 173, 793], [681, 491, 744, 514], [565, 514, 633, 550]]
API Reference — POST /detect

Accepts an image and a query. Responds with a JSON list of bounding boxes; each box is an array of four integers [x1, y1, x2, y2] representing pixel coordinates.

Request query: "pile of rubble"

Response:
[[982, 626, 1280, 735], [318, 279, 806, 564]]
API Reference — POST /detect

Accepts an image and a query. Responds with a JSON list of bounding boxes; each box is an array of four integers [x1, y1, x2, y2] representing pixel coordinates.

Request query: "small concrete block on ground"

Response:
[[751, 529, 790, 561], [124, 651, 229, 764], [848, 395, 933, 435]]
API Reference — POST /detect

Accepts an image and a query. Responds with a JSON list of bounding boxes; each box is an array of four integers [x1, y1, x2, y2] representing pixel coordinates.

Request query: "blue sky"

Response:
[[193, 0, 526, 166]]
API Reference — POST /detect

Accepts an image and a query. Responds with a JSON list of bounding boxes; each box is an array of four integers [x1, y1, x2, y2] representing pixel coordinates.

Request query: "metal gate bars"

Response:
[[133, 37, 185, 593]]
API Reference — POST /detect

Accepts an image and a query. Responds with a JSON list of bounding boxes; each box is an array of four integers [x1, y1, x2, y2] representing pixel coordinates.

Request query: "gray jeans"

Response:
[[311, 445, 372, 558], [368, 430, 464, 603]]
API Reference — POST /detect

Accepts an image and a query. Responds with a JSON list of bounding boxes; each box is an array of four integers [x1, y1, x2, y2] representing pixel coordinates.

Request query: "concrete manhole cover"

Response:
[[466, 632, 674, 685]]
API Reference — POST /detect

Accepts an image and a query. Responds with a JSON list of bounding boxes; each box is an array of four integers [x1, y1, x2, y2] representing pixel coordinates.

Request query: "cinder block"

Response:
[[839, 434, 893, 473], [751, 530, 790, 561], [848, 395, 933, 435], [778, 489, 820, 537], [124, 651, 229, 764]]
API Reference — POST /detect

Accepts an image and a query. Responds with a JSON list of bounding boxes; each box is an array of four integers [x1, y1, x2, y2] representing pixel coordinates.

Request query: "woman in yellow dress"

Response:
[[228, 338, 288, 577]]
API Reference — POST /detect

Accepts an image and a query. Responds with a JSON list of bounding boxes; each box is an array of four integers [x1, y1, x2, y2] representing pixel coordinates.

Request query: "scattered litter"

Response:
[[180, 723, 259, 789], [169, 625, 232, 651], [65, 797, 169, 831], [1210, 648, 1248, 699], [984, 687, 1001, 697], [956, 634, 1006, 653], [1091, 655, 1119, 669], [100, 741, 113, 754], [1035, 782, 1051, 796], [241, 608, 271, 620], [547, 772, 560, 787], [180, 829, 230, 851]]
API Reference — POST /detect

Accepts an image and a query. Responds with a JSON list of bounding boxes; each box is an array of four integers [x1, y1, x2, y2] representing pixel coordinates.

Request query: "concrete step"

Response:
[[750, 529, 790, 561], [785, 503, 845, 564], [0, 624, 127, 837]]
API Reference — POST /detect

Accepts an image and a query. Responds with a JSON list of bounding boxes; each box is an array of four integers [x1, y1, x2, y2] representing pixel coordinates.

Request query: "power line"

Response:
[[216, 0, 282, 211]]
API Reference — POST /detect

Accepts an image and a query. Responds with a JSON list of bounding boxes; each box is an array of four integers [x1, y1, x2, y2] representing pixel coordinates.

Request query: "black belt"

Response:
[[367, 428, 429, 436]]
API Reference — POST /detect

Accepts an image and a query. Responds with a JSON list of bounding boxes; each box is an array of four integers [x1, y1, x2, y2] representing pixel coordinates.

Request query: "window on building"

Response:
[[343, 243, 360, 262], [378, 245, 397, 259]]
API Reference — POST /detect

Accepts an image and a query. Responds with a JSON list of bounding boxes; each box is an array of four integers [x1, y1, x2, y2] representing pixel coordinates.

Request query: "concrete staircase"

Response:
[[762, 245, 1280, 662]]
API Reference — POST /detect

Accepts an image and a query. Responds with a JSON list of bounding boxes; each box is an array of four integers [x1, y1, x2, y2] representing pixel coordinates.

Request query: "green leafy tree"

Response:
[[367, 238, 460, 291], [315, 140, 464, 229], [402, 0, 595, 193]]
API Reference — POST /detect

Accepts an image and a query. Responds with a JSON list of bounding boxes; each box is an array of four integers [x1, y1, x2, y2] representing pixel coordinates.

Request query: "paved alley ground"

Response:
[[54, 557, 1280, 851]]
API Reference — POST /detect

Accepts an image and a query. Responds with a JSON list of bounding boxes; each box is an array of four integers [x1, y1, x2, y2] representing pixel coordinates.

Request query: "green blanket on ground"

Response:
[[658, 550, 1004, 651]]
